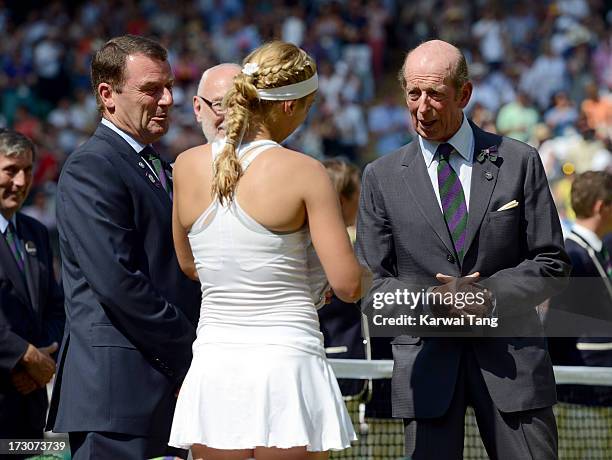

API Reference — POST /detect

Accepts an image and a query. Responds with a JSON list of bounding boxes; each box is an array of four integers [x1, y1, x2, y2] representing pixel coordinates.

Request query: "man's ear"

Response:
[[593, 199, 604, 216], [193, 96, 202, 122], [458, 81, 473, 109], [98, 83, 115, 112]]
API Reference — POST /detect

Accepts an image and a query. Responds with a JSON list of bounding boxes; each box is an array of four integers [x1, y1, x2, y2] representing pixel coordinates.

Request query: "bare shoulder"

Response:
[[174, 143, 212, 167], [265, 146, 327, 179], [173, 144, 212, 178]]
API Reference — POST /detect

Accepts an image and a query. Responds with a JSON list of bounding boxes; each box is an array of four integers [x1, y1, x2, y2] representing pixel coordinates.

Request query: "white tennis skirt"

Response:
[[168, 342, 356, 451]]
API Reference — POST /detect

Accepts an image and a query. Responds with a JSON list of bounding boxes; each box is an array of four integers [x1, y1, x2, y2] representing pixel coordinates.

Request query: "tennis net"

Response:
[[329, 359, 612, 460]]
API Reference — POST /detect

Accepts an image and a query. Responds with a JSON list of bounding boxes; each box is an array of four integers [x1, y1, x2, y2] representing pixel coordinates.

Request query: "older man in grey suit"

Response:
[[356, 40, 570, 459]]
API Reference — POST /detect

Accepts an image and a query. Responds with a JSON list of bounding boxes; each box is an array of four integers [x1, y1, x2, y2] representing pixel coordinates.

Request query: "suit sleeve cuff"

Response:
[[1, 333, 30, 372]]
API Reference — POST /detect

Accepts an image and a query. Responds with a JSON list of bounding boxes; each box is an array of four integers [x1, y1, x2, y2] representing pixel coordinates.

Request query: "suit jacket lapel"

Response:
[[464, 123, 501, 257], [401, 143, 456, 256], [164, 162, 173, 196], [0, 226, 31, 306], [93, 124, 172, 206], [17, 215, 40, 312]]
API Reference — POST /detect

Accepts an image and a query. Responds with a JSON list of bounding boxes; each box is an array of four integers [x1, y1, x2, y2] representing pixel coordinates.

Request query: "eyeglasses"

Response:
[[196, 95, 226, 115]]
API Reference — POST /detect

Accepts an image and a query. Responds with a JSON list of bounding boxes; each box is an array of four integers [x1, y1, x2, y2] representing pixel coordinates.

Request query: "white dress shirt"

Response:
[[101, 118, 146, 153], [571, 223, 603, 252], [100, 117, 161, 181], [419, 115, 475, 213], [0, 213, 16, 234]]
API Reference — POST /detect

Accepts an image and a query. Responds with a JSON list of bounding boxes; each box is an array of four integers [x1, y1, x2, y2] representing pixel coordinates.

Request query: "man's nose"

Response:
[[13, 171, 27, 187], [159, 87, 173, 107], [417, 95, 431, 115]]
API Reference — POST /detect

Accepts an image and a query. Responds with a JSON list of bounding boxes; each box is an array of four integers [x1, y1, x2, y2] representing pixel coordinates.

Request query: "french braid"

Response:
[[212, 41, 316, 204]]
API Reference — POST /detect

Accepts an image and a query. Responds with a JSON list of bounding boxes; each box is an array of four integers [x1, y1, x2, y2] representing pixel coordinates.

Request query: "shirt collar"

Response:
[[101, 118, 148, 154], [0, 213, 17, 235], [572, 223, 603, 252], [419, 115, 474, 167]]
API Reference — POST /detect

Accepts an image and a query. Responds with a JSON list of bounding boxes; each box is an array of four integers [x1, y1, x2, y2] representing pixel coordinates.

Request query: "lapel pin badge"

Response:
[[138, 161, 145, 169], [477, 145, 499, 164], [24, 241, 37, 256], [485, 171, 494, 180], [488, 145, 498, 163]]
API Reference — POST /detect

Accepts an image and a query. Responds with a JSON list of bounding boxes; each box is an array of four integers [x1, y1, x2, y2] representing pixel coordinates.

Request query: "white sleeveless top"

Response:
[[189, 139, 326, 357]]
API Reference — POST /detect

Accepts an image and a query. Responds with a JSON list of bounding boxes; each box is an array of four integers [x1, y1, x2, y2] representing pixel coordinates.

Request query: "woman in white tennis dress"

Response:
[[169, 42, 365, 460]]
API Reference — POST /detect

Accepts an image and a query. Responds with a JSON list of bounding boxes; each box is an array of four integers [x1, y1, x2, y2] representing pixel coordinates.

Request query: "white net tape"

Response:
[[330, 359, 612, 385]]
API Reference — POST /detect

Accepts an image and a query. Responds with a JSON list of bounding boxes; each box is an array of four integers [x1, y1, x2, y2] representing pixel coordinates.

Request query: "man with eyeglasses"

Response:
[[193, 63, 241, 143]]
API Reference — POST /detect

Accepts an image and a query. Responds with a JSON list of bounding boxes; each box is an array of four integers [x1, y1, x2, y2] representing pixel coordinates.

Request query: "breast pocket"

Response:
[[488, 205, 520, 220], [483, 207, 521, 252]]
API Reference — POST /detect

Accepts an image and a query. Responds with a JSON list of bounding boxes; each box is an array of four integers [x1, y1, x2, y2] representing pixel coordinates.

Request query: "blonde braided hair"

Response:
[[212, 41, 317, 204]]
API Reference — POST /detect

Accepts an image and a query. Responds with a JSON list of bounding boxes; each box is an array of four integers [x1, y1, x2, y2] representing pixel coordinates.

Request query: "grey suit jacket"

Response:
[[356, 122, 570, 418]]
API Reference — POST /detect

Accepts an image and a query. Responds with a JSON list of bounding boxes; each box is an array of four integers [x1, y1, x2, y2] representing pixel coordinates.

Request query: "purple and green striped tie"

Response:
[[4, 221, 25, 272], [437, 143, 468, 262]]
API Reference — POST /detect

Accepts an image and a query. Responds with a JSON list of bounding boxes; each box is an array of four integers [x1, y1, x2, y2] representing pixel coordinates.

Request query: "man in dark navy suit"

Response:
[[47, 35, 201, 459], [548, 171, 612, 405], [0, 129, 64, 453]]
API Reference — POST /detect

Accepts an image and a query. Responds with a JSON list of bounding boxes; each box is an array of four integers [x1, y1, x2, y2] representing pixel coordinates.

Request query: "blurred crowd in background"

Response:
[[0, 0, 611, 247]]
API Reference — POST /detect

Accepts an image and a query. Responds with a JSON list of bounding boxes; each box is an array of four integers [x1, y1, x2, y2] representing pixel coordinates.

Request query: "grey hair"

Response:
[[0, 129, 36, 161]]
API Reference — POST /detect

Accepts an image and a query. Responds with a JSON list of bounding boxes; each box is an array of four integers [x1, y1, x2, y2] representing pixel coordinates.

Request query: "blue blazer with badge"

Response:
[[47, 123, 201, 438], [0, 213, 65, 437]]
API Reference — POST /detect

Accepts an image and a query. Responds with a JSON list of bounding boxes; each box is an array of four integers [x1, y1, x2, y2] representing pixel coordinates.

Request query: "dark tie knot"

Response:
[[436, 143, 454, 162], [142, 145, 159, 161]]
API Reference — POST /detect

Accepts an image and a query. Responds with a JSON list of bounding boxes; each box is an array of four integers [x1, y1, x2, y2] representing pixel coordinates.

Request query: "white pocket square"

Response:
[[496, 200, 519, 211]]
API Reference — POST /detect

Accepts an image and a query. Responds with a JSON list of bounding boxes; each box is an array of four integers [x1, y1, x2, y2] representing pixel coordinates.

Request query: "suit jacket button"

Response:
[[447, 254, 455, 264]]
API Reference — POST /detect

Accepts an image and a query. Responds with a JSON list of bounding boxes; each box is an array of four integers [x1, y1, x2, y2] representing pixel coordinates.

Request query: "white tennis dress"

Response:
[[169, 139, 356, 451]]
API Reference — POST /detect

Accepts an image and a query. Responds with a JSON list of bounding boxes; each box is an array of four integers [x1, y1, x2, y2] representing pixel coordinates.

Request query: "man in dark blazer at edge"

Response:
[[356, 40, 570, 459], [547, 171, 612, 405], [47, 35, 200, 459], [0, 130, 64, 456]]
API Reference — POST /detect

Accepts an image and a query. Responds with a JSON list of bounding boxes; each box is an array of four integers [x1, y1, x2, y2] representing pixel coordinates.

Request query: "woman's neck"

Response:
[[241, 118, 288, 144]]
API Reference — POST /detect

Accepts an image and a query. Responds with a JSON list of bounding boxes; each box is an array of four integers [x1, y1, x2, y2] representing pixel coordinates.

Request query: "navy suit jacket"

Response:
[[548, 233, 612, 405], [48, 123, 201, 437], [0, 213, 65, 435], [547, 234, 612, 340]]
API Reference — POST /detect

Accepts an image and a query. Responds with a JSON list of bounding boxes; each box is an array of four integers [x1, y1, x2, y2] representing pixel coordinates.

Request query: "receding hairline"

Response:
[[407, 40, 463, 63], [198, 63, 242, 94], [399, 40, 468, 91]]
